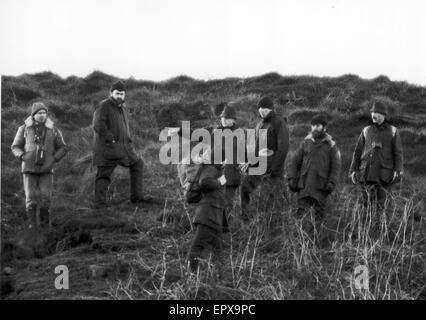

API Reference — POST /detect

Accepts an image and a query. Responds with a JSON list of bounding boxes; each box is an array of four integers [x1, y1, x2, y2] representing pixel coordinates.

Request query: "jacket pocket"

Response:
[[317, 174, 328, 191], [380, 167, 394, 185], [103, 142, 125, 160], [22, 150, 36, 163]]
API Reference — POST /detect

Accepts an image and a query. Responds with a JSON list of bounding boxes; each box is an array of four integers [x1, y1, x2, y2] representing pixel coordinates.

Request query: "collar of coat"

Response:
[[24, 116, 54, 129], [261, 110, 275, 121], [305, 132, 336, 147]]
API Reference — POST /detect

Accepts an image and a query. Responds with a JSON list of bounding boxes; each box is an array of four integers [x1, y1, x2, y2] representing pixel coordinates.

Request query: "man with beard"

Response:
[[240, 96, 289, 223], [349, 99, 403, 212], [288, 115, 341, 233], [92, 81, 152, 209]]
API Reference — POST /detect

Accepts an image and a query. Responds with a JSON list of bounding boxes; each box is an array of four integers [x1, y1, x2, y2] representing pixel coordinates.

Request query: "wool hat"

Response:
[[370, 100, 388, 116], [31, 102, 48, 117], [110, 80, 126, 92], [257, 96, 274, 110], [310, 115, 328, 127], [219, 105, 237, 119]]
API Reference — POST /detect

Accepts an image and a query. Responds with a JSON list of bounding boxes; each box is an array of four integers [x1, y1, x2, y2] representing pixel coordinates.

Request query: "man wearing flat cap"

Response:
[[92, 81, 152, 209], [349, 97, 404, 212]]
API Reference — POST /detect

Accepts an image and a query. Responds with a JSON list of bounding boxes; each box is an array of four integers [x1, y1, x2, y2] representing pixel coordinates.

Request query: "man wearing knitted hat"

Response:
[[288, 115, 341, 236], [92, 81, 152, 209], [240, 96, 290, 223], [11, 102, 68, 230], [349, 97, 403, 213]]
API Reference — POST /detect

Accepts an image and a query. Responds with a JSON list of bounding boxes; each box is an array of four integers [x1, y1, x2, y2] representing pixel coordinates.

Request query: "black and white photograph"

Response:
[[1, 0, 425, 304]]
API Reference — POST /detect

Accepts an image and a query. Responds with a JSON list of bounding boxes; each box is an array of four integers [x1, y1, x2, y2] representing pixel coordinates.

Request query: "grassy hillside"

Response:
[[1, 71, 425, 299]]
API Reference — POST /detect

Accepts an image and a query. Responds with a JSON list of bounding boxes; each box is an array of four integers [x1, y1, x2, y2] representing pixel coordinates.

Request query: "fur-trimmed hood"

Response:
[[305, 132, 336, 147], [24, 116, 54, 129]]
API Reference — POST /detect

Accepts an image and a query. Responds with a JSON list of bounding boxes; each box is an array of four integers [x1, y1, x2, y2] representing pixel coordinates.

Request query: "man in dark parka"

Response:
[[288, 115, 341, 228], [92, 81, 151, 208], [240, 96, 290, 222]]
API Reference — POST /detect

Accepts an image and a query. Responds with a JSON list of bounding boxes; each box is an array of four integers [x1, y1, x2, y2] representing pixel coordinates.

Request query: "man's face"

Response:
[[371, 112, 385, 124], [258, 108, 271, 119], [111, 90, 126, 104], [311, 124, 326, 139], [33, 109, 47, 123], [221, 117, 235, 128]]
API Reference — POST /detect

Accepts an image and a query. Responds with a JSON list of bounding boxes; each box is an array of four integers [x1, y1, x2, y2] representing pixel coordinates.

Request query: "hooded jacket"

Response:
[[11, 116, 68, 174]]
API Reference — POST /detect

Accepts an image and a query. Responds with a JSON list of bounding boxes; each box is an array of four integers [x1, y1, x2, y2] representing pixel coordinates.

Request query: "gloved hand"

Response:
[[288, 179, 298, 192], [218, 175, 227, 186]]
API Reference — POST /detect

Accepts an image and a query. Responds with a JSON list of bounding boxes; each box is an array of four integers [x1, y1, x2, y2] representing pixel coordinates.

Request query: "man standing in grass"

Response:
[[288, 115, 341, 235], [212, 103, 242, 221], [187, 146, 227, 274], [240, 96, 289, 222], [349, 98, 403, 212], [92, 81, 152, 209], [11, 102, 68, 230]]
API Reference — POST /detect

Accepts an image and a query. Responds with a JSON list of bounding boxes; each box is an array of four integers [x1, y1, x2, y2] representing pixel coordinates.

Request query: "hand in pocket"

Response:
[[103, 142, 125, 160]]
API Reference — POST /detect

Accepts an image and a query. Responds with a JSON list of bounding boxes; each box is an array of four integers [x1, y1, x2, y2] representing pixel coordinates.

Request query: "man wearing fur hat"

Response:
[[288, 115, 341, 232], [11, 102, 68, 230], [349, 98, 403, 211], [240, 96, 290, 222], [92, 81, 152, 209]]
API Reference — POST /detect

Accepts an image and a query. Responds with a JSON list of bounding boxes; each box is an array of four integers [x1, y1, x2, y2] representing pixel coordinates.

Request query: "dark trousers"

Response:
[[223, 185, 238, 232], [360, 182, 392, 211], [240, 174, 286, 219], [95, 159, 144, 206], [295, 196, 326, 220], [295, 196, 326, 238], [188, 224, 223, 271]]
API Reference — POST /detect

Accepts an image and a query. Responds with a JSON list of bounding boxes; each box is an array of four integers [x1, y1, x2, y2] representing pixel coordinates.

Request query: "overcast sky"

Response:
[[1, 0, 425, 85]]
